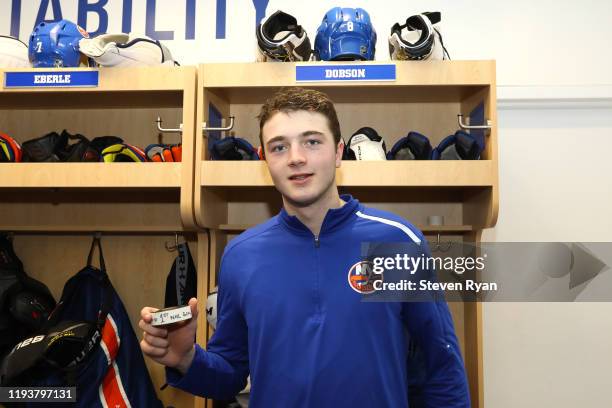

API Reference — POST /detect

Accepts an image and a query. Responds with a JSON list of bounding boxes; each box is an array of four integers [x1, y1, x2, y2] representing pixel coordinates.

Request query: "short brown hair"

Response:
[[258, 87, 342, 152]]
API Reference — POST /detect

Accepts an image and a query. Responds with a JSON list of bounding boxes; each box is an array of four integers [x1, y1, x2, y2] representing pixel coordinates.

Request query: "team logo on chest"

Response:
[[347, 260, 382, 294]]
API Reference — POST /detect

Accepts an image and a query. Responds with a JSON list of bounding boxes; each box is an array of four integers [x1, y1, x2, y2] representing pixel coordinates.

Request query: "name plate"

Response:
[[296, 64, 396, 82], [4, 71, 99, 88]]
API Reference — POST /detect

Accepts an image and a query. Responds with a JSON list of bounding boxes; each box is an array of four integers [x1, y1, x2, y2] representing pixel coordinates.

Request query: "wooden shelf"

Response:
[[420, 225, 474, 232], [1, 66, 191, 92], [0, 65, 198, 228], [0, 163, 181, 188], [202, 60, 495, 87], [0, 66, 195, 108], [218, 223, 473, 233], [199, 61, 494, 103], [201, 160, 495, 188], [1, 225, 187, 233], [195, 60, 499, 233]]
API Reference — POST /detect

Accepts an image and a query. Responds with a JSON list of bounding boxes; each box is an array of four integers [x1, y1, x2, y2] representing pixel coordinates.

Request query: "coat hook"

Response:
[[165, 232, 181, 252], [202, 116, 235, 133], [430, 232, 452, 252], [457, 114, 492, 133], [156, 117, 183, 134]]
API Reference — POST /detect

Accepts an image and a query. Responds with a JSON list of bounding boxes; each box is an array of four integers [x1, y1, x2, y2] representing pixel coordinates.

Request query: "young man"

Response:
[[139, 87, 470, 407]]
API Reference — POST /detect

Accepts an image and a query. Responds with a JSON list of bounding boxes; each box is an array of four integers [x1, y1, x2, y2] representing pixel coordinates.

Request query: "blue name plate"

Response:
[[296, 64, 396, 82], [4, 71, 99, 88]]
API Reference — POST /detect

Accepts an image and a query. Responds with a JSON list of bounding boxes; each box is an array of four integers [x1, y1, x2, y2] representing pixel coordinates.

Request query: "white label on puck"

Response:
[[151, 305, 192, 327]]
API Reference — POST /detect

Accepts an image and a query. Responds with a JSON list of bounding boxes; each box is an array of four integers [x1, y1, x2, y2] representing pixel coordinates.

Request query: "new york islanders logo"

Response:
[[76, 25, 89, 38], [347, 261, 382, 294]]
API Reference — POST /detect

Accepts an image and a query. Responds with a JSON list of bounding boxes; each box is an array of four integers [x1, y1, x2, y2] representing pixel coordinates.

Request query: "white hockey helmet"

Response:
[[388, 12, 450, 61]]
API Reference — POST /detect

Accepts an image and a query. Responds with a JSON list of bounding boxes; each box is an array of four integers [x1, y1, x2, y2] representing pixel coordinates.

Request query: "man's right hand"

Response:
[[139, 297, 199, 375]]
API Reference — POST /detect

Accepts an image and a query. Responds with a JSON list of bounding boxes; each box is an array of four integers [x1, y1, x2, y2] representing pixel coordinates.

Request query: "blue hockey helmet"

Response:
[[314, 7, 376, 61], [29, 20, 90, 68]]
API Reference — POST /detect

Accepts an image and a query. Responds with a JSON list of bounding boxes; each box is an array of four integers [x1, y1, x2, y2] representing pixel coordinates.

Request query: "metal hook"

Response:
[[457, 114, 492, 132], [202, 116, 235, 133], [156, 117, 183, 134], [165, 232, 180, 252], [3, 231, 15, 242], [429, 233, 452, 252]]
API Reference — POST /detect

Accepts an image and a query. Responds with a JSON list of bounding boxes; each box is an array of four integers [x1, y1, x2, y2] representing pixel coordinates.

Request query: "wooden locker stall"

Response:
[[194, 61, 498, 408], [0, 66, 202, 408]]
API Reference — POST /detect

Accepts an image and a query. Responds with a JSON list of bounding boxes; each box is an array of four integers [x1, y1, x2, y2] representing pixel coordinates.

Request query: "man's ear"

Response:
[[336, 140, 344, 167]]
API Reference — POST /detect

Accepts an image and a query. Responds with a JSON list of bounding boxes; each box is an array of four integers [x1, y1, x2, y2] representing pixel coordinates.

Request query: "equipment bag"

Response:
[[1, 237, 163, 407], [0, 234, 56, 359]]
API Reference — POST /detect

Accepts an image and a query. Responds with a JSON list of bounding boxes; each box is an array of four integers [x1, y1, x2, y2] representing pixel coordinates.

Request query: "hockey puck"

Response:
[[151, 305, 193, 327]]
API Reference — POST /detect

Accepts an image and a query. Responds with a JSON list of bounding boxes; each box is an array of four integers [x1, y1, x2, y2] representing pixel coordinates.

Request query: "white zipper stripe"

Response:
[[355, 211, 421, 244]]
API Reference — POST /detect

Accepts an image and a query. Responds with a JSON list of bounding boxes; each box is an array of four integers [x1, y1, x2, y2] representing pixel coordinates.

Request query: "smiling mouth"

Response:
[[289, 173, 313, 181]]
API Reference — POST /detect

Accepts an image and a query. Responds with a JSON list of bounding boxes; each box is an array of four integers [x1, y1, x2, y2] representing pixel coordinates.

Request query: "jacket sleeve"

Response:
[[401, 239, 471, 408], [166, 249, 249, 399]]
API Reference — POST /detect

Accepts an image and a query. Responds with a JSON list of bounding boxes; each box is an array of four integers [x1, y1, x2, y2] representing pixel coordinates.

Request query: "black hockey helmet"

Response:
[[389, 12, 449, 61], [256, 10, 312, 62]]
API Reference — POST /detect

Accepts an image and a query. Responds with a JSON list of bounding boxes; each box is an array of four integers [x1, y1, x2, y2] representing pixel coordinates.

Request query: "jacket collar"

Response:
[[278, 194, 360, 236]]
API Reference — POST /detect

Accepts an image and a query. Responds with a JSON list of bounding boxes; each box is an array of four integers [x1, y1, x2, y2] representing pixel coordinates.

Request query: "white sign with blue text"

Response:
[[295, 64, 396, 82], [4, 71, 100, 88]]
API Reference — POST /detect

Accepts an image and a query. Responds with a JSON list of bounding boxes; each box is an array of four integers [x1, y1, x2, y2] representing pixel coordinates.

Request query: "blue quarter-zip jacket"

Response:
[[167, 195, 470, 407]]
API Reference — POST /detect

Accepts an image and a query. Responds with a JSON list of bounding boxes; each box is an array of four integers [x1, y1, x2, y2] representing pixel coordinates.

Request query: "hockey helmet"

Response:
[[29, 19, 91, 68], [315, 7, 376, 61], [389, 12, 450, 61], [256, 10, 312, 62]]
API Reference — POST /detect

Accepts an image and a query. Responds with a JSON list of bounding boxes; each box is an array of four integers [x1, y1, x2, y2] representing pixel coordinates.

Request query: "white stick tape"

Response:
[[151, 305, 193, 327], [427, 215, 445, 226]]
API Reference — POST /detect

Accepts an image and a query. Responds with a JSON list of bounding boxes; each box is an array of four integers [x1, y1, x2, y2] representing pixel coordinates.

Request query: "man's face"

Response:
[[262, 110, 343, 208]]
